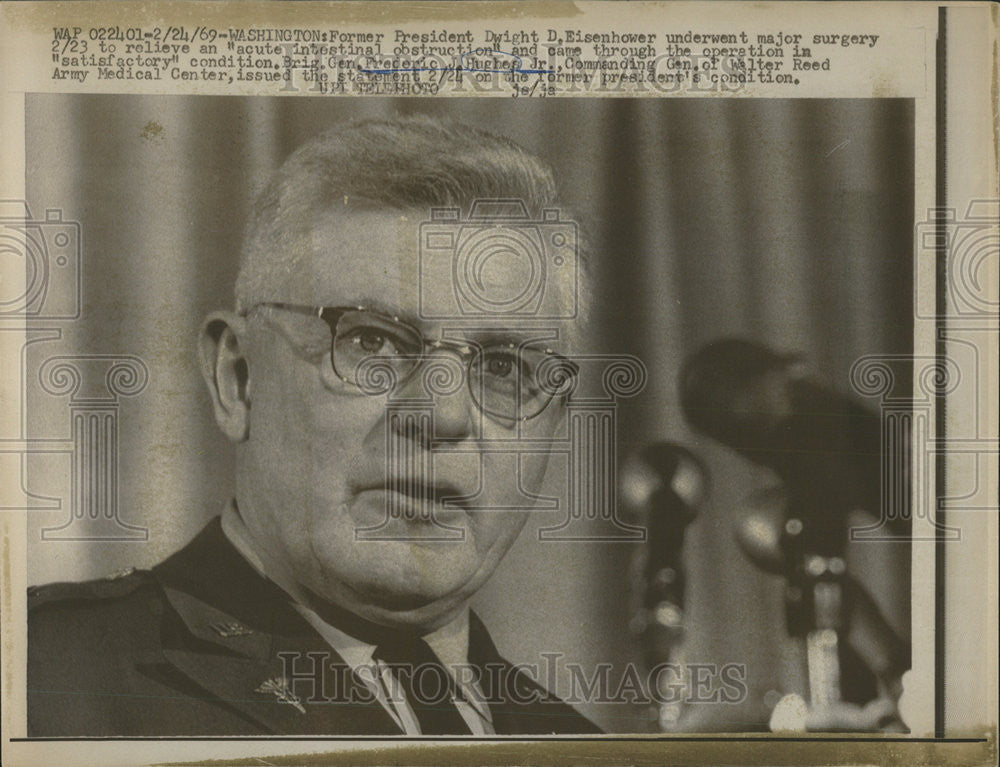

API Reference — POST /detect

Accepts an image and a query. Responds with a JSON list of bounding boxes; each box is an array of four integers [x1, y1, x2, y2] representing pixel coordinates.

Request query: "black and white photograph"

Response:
[[17, 94, 917, 733], [1, 3, 996, 766]]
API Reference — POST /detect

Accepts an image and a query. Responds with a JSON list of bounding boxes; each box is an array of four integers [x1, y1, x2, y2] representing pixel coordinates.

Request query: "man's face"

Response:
[[235, 208, 572, 630]]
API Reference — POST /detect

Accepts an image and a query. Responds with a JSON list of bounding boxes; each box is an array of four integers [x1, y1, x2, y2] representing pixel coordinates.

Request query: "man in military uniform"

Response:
[[28, 117, 599, 736]]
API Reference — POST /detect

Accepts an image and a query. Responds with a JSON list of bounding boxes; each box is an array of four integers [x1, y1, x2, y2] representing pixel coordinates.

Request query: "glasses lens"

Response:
[[471, 345, 564, 419], [329, 311, 573, 420], [332, 311, 423, 385]]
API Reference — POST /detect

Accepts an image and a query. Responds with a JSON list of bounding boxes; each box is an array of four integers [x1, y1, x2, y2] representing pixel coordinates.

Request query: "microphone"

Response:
[[679, 338, 897, 708], [678, 337, 905, 540], [621, 442, 706, 729]]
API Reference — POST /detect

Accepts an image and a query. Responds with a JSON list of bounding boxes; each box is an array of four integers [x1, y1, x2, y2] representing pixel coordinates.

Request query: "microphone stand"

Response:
[[781, 513, 848, 708], [621, 443, 705, 731], [680, 339, 905, 721]]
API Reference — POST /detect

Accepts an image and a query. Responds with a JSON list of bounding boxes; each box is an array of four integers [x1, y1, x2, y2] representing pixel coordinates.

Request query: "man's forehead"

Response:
[[266, 205, 581, 344], [262, 207, 418, 306]]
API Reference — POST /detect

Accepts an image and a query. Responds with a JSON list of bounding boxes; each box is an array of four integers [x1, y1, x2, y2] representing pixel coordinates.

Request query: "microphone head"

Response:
[[679, 337, 803, 450], [680, 337, 888, 529], [621, 442, 707, 526], [734, 486, 791, 575]]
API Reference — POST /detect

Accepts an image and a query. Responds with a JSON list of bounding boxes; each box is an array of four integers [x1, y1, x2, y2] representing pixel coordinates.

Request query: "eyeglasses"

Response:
[[250, 303, 577, 421]]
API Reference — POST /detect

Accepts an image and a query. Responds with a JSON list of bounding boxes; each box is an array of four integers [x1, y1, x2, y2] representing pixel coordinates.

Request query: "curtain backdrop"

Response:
[[23, 95, 913, 731]]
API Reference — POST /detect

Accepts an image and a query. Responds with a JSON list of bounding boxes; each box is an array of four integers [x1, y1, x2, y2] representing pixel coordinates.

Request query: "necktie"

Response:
[[373, 636, 473, 735]]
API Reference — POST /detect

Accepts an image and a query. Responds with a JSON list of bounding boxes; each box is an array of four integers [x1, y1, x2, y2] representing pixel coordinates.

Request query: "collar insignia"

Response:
[[255, 676, 306, 715], [209, 620, 254, 638]]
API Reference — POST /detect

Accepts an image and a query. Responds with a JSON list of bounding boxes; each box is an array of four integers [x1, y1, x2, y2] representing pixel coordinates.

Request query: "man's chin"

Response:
[[337, 584, 472, 631], [353, 571, 471, 611], [310, 557, 480, 626]]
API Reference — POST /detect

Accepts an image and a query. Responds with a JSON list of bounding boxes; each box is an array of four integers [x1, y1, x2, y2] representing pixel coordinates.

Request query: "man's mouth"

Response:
[[355, 478, 470, 522], [390, 477, 466, 503]]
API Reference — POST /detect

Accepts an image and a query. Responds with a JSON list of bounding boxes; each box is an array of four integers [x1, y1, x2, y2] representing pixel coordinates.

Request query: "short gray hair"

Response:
[[235, 115, 590, 318]]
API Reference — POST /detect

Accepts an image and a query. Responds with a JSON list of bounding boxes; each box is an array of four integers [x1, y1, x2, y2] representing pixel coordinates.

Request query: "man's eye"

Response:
[[481, 351, 538, 392], [347, 328, 402, 355], [486, 354, 515, 379], [357, 330, 387, 353]]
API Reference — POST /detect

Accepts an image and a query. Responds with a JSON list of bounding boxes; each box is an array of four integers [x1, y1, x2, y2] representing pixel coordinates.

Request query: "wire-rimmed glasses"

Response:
[[251, 302, 577, 421]]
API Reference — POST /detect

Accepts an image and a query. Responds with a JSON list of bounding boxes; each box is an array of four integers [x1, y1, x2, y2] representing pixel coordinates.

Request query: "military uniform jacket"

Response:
[[27, 518, 600, 736]]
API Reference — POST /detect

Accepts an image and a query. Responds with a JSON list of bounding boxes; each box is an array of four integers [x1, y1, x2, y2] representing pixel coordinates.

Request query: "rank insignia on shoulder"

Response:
[[255, 676, 306, 714], [210, 620, 254, 638], [104, 566, 136, 580]]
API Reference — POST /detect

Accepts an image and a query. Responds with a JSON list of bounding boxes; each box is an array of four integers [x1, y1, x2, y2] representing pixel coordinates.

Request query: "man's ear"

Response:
[[198, 311, 252, 442]]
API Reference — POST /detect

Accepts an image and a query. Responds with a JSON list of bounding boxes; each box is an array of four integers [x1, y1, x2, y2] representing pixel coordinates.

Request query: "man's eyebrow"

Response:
[[348, 298, 423, 328], [340, 300, 568, 347], [461, 329, 564, 348]]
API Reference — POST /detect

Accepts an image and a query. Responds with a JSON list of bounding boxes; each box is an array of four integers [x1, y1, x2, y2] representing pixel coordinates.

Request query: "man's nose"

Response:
[[391, 354, 475, 445]]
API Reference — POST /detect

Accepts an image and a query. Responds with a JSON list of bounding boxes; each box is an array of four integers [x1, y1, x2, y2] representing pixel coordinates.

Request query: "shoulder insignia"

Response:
[[105, 566, 137, 580], [28, 568, 152, 609]]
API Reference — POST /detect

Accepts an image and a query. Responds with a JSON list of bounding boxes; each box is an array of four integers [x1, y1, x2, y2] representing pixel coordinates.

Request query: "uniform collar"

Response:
[[150, 513, 399, 733], [147, 512, 588, 734], [152, 512, 309, 645], [220, 500, 475, 670], [219, 500, 492, 724]]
